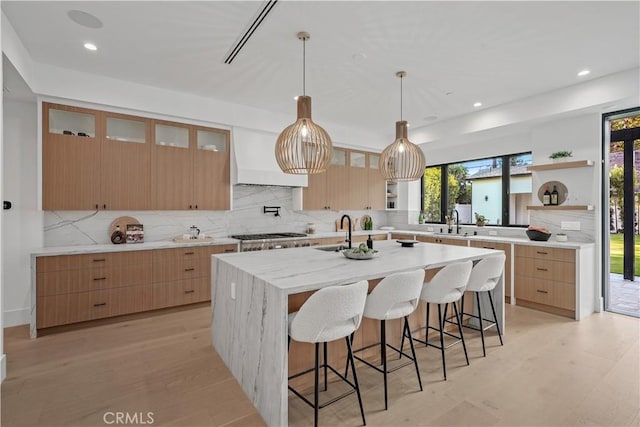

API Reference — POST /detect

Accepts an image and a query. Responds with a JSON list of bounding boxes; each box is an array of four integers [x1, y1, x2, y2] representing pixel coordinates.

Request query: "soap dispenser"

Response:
[[366, 234, 373, 250]]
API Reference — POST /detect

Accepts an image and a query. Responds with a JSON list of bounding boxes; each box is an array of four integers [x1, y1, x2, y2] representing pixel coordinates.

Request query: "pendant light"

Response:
[[275, 32, 333, 175], [379, 71, 426, 181]]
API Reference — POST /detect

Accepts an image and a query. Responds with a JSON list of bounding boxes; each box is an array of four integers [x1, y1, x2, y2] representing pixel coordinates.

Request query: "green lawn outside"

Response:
[[609, 233, 640, 274]]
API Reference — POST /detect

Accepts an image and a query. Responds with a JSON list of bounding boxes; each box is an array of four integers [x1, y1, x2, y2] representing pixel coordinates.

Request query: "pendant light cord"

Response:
[[400, 74, 403, 121], [302, 37, 306, 96]]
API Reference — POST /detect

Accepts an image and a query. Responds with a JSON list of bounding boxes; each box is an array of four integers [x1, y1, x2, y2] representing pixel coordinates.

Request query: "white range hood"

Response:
[[232, 127, 308, 187]]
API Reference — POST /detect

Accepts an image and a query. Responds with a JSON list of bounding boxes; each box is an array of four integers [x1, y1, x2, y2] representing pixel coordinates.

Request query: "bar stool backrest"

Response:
[[466, 254, 506, 292], [290, 280, 368, 343], [422, 261, 473, 302], [364, 269, 425, 320]]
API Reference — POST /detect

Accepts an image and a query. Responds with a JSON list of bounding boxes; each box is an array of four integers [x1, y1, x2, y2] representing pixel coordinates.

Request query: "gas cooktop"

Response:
[[230, 232, 307, 241]]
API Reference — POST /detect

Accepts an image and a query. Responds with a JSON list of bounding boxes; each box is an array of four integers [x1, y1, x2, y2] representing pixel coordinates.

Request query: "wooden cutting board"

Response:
[[335, 217, 358, 232]]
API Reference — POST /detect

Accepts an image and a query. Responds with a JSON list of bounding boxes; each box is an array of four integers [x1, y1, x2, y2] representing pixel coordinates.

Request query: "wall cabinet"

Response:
[[43, 102, 230, 211], [303, 148, 385, 211], [514, 244, 576, 318], [35, 244, 237, 332]]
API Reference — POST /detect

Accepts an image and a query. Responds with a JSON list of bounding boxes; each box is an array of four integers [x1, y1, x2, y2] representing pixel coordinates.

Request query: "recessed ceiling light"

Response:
[[577, 69, 590, 77], [473, 102, 482, 108], [68, 10, 103, 29], [84, 42, 97, 51]]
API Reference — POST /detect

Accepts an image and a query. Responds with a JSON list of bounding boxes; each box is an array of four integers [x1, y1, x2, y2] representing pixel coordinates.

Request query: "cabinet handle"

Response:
[[536, 251, 548, 255], [536, 267, 548, 271], [103, 204, 106, 209], [95, 204, 99, 209], [189, 205, 192, 209], [92, 258, 106, 262], [184, 267, 195, 272], [483, 246, 495, 249], [184, 290, 195, 294], [93, 302, 107, 307], [93, 277, 107, 281], [184, 251, 195, 255], [224, 249, 235, 252], [536, 290, 548, 294], [195, 205, 198, 209]]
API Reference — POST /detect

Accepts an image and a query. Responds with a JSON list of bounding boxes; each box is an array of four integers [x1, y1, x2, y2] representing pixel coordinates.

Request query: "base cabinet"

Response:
[[514, 245, 576, 318], [35, 244, 237, 331]]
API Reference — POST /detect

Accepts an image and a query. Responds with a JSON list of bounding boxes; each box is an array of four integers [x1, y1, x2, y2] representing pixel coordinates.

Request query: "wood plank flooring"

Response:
[[2, 303, 638, 426]]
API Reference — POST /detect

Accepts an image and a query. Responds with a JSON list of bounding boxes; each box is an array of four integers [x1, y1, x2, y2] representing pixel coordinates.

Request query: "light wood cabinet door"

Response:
[[42, 103, 102, 210], [151, 121, 193, 209], [368, 153, 386, 210], [303, 172, 328, 210], [326, 148, 349, 210], [101, 113, 151, 210], [347, 151, 368, 210], [194, 127, 230, 210]]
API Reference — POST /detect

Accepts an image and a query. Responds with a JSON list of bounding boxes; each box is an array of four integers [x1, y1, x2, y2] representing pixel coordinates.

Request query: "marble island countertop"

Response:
[[213, 239, 503, 294]]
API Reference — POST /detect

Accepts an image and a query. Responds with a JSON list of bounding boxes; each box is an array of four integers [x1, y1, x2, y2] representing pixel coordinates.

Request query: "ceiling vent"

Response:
[[223, 0, 279, 65]]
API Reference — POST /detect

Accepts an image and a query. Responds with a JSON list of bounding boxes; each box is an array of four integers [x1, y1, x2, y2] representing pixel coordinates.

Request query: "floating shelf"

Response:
[[526, 205, 594, 211], [527, 160, 594, 172]]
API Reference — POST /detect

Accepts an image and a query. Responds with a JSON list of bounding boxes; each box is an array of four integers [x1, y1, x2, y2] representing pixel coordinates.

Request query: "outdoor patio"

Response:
[[609, 273, 640, 317]]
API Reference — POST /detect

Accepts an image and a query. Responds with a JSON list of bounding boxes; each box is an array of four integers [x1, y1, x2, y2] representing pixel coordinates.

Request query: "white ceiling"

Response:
[[2, 1, 639, 139]]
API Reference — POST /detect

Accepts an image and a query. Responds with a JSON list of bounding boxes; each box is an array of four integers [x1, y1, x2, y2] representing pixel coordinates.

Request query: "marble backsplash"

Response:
[[44, 185, 391, 247]]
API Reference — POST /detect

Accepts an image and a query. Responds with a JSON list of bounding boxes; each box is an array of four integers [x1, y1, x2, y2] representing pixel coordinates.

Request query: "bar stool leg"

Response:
[[314, 342, 320, 427], [346, 336, 367, 426], [453, 301, 469, 366], [323, 342, 328, 391], [487, 291, 504, 345], [425, 302, 431, 346], [404, 316, 423, 391], [381, 319, 388, 409], [476, 292, 486, 357], [437, 304, 447, 380]]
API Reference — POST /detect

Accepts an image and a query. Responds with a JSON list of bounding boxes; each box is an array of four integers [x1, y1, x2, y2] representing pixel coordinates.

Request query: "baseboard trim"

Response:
[[1, 354, 6, 382], [3, 308, 30, 327]]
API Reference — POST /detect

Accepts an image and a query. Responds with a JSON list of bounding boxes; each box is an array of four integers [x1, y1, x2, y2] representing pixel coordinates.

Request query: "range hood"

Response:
[[232, 127, 308, 187]]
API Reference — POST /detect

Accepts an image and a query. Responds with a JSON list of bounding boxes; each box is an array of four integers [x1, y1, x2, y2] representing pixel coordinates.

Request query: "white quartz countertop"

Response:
[[389, 230, 594, 249], [213, 239, 502, 294], [307, 230, 388, 238], [31, 238, 239, 257]]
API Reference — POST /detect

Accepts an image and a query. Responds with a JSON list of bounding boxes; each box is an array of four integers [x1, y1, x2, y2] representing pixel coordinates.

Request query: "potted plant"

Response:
[[549, 150, 573, 163], [474, 212, 487, 227], [555, 232, 568, 242]]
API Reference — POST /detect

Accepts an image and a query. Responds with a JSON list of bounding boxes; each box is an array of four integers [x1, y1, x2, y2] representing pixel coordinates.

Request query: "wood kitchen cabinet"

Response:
[[514, 245, 576, 318], [304, 148, 349, 210], [35, 244, 237, 333], [417, 235, 468, 246], [43, 102, 230, 211], [368, 153, 387, 210], [347, 150, 369, 210]]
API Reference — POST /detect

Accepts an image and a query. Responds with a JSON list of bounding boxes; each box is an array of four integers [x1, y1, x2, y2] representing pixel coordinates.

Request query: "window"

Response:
[[421, 152, 532, 226]]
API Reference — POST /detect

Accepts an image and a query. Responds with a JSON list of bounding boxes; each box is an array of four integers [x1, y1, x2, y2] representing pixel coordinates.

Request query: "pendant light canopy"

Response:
[[379, 71, 426, 182], [276, 32, 333, 175]]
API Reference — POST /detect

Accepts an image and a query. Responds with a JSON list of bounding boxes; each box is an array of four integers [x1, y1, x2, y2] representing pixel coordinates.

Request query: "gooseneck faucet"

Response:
[[453, 209, 460, 234], [341, 214, 352, 249]]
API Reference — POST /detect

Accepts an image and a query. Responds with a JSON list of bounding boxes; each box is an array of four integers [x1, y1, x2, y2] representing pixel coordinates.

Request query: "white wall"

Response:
[[2, 99, 41, 327]]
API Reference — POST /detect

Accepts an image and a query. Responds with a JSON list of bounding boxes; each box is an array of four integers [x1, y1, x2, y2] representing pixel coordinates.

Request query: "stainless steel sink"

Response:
[[314, 245, 345, 252]]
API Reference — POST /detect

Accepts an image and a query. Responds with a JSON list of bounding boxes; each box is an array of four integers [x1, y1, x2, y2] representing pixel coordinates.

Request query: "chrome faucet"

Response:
[[341, 214, 352, 249], [453, 209, 460, 234]]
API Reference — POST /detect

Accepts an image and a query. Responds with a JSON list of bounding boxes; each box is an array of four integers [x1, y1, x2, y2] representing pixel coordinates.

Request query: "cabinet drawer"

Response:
[[206, 244, 238, 255], [37, 264, 152, 296], [152, 277, 210, 309], [36, 251, 152, 272], [416, 235, 436, 243], [391, 233, 414, 240], [514, 276, 575, 311], [471, 240, 511, 297], [152, 257, 208, 282], [514, 245, 574, 263], [37, 285, 153, 328], [515, 257, 575, 283]]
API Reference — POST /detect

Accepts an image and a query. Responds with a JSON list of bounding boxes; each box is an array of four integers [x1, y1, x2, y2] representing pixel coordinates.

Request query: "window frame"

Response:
[[420, 151, 532, 227]]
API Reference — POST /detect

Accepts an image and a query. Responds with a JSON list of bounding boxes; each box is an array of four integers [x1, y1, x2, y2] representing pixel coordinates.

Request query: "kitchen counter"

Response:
[[389, 229, 594, 249], [30, 238, 239, 257], [211, 240, 503, 426]]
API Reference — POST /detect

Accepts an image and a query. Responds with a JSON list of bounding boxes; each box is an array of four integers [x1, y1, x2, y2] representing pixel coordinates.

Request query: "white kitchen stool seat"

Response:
[[406, 260, 472, 381], [458, 254, 505, 357], [346, 269, 425, 410], [288, 280, 368, 427]]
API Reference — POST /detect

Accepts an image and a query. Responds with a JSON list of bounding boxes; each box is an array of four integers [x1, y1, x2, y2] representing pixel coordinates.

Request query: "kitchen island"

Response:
[[211, 239, 504, 426]]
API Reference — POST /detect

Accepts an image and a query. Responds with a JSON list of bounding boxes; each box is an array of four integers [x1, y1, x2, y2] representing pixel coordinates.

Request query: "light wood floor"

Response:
[[2, 303, 639, 426]]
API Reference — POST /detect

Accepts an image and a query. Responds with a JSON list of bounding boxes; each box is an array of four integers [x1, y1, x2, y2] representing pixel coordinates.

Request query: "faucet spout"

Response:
[[340, 214, 352, 249], [454, 209, 460, 234]]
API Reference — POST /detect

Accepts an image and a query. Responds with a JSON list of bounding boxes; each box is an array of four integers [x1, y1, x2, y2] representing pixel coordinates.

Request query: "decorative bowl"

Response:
[[397, 239, 419, 247], [526, 230, 551, 241], [342, 248, 378, 260]]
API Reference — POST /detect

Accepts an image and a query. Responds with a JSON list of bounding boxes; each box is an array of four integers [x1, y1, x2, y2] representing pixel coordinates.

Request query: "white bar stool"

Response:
[[459, 253, 506, 357], [408, 260, 472, 381], [348, 269, 425, 410], [288, 280, 368, 427]]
